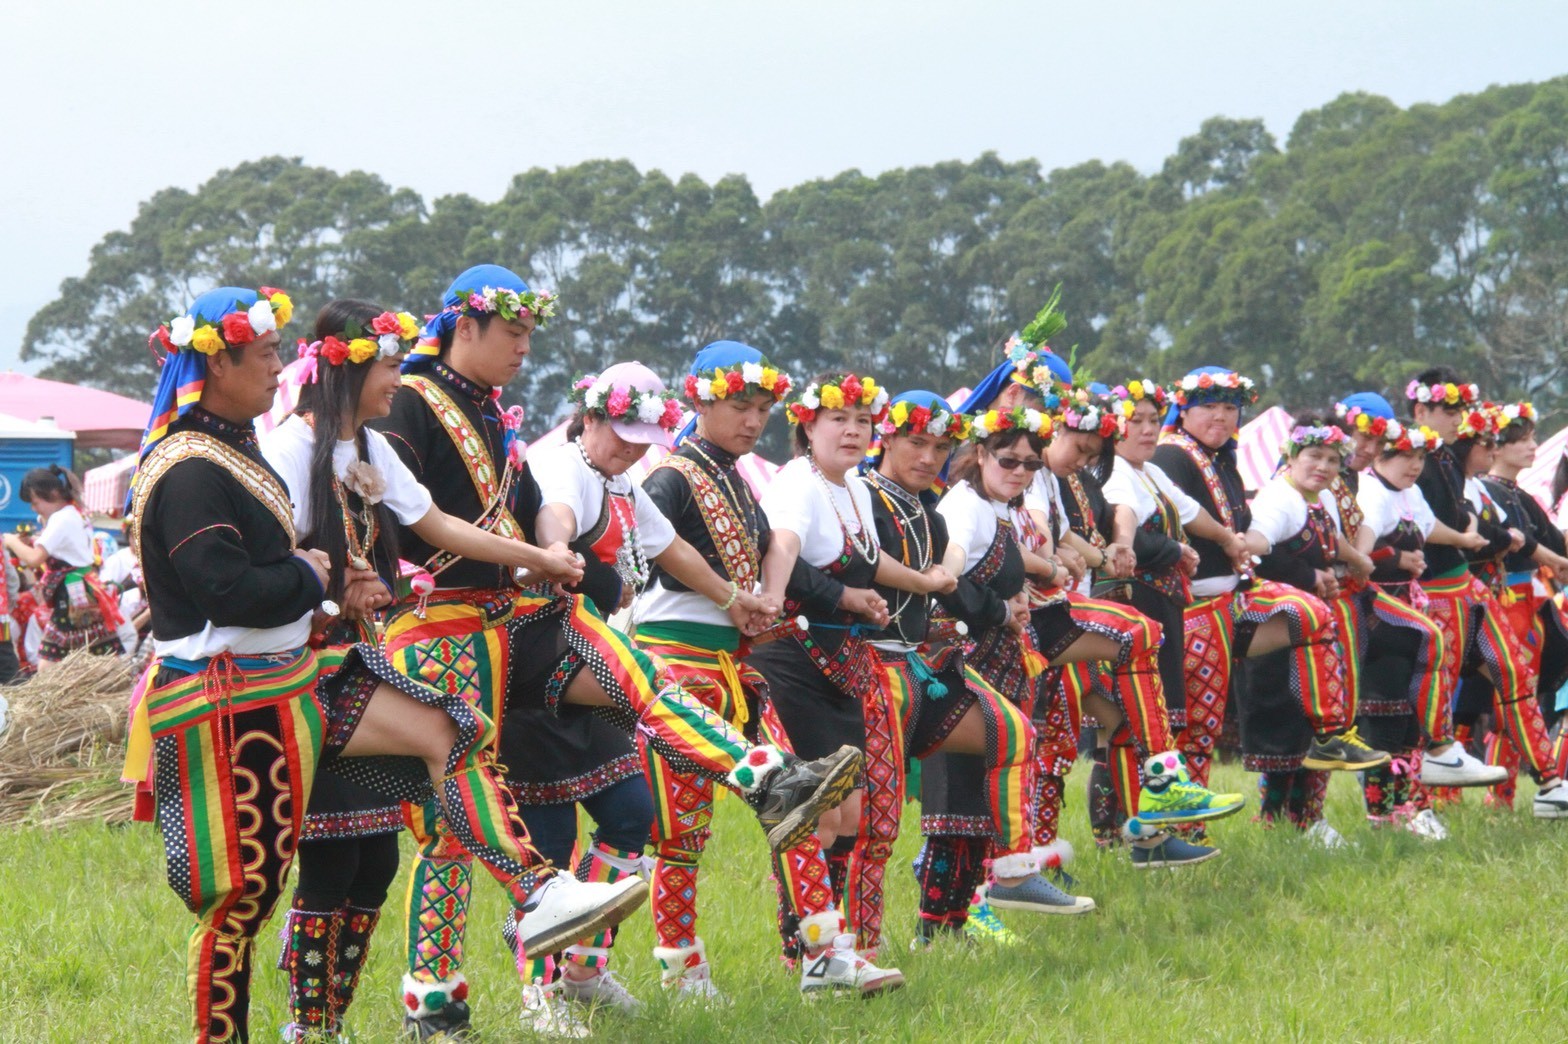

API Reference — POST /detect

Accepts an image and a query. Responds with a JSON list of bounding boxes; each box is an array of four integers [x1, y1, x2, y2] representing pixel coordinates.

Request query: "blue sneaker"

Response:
[[962, 895, 1020, 945], [1130, 835, 1221, 869], [986, 874, 1095, 915]]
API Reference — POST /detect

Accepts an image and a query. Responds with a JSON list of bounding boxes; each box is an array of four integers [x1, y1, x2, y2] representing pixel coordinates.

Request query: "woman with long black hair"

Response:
[[260, 298, 613, 1041]]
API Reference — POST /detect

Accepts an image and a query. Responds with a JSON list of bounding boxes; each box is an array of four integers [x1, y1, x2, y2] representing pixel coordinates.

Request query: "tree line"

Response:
[[25, 76, 1568, 450]]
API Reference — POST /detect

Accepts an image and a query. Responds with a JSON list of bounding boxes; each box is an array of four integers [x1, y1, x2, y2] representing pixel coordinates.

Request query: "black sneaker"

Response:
[[401, 1002, 475, 1040], [1302, 727, 1391, 771], [751, 745, 862, 851]]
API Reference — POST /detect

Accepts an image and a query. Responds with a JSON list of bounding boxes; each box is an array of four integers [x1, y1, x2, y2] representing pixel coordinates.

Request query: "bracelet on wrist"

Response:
[[718, 581, 740, 611]]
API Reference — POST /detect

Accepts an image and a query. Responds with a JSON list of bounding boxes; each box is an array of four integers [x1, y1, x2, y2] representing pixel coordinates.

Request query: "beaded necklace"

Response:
[[809, 455, 877, 561], [866, 470, 932, 640], [574, 438, 651, 587]]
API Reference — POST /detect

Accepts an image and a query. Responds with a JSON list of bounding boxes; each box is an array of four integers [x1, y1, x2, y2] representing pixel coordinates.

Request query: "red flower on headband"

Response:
[[725, 371, 745, 395], [321, 336, 350, 366], [841, 375, 863, 403], [370, 313, 402, 336], [153, 325, 177, 355], [684, 375, 700, 399], [909, 405, 932, 432], [1369, 418, 1388, 436], [1196, 373, 1214, 389], [221, 313, 256, 345]]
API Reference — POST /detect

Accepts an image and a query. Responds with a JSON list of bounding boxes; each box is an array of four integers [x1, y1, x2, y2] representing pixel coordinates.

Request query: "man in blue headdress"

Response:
[[375, 277, 864, 1033], [1152, 367, 1389, 798], [634, 341, 902, 999]]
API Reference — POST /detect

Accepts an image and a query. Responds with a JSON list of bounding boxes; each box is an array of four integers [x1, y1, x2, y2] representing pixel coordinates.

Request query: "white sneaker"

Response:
[[1420, 744, 1509, 787], [1406, 808, 1450, 841], [800, 934, 905, 998], [519, 874, 649, 957], [670, 963, 728, 1006], [520, 980, 590, 1039], [560, 968, 643, 1015], [1532, 783, 1568, 819], [1303, 819, 1353, 850]]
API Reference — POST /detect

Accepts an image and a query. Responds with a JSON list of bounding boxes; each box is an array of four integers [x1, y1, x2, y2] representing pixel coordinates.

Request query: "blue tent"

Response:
[[0, 413, 75, 532]]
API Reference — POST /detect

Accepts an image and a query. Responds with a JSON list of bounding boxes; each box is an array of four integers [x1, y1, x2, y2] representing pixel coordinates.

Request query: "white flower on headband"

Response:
[[800, 388, 820, 410], [585, 386, 606, 410], [169, 315, 195, 347], [741, 362, 763, 385], [377, 334, 402, 358], [247, 300, 277, 335], [636, 397, 664, 424]]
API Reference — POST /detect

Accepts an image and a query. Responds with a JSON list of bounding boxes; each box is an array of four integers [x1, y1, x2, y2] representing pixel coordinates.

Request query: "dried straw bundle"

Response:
[[0, 650, 140, 826]]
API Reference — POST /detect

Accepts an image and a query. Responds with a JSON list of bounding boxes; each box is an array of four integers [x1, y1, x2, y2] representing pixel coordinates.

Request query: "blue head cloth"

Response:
[[876, 389, 963, 496], [957, 349, 1073, 416], [405, 264, 534, 375], [1163, 365, 1241, 429], [1088, 381, 1111, 397], [131, 287, 262, 511], [1336, 391, 1395, 421], [674, 340, 766, 446]]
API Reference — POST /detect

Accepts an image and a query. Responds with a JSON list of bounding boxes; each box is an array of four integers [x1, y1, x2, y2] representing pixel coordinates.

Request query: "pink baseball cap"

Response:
[[588, 361, 676, 447]]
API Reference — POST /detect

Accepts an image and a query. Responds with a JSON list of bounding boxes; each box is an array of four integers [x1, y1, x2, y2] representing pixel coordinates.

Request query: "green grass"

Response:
[[7, 762, 1567, 1042]]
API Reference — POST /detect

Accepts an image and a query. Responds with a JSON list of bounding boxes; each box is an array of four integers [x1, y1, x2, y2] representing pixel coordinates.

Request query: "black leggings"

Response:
[[293, 833, 402, 910]]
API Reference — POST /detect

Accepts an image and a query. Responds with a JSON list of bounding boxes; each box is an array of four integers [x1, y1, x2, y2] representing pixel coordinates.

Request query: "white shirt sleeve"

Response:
[[258, 416, 314, 534], [37, 505, 94, 567], [532, 443, 604, 538], [1101, 457, 1148, 521], [1247, 479, 1306, 548], [760, 459, 819, 542], [935, 482, 997, 574]]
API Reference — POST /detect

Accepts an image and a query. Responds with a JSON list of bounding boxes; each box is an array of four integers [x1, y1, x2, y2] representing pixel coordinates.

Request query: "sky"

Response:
[[3, 0, 1566, 373]]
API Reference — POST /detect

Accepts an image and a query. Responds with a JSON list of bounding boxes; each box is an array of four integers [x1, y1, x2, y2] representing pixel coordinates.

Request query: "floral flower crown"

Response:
[[1105, 379, 1171, 418], [1283, 425, 1349, 456], [881, 400, 970, 441], [1405, 379, 1480, 407], [971, 407, 1053, 440], [153, 287, 294, 356], [1172, 371, 1258, 408], [447, 285, 558, 326], [787, 373, 890, 425], [1380, 420, 1441, 454], [570, 372, 685, 432], [1452, 406, 1498, 442], [1334, 402, 1391, 437], [684, 359, 793, 403], [1058, 402, 1122, 440], [1491, 401, 1536, 433], [296, 311, 422, 381]]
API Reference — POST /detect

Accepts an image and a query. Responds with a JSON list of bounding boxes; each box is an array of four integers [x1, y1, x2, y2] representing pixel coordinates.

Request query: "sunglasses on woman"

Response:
[[991, 454, 1046, 472]]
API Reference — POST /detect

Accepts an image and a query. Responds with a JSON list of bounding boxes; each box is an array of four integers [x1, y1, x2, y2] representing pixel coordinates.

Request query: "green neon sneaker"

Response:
[[963, 890, 1021, 946], [1136, 751, 1245, 825]]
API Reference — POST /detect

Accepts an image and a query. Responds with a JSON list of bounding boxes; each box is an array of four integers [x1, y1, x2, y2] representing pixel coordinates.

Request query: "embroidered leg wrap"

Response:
[[280, 901, 337, 1037], [1238, 581, 1348, 736], [1178, 595, 1237, 786], [1288, 769, 1329, 828], [1088, 750, 1122, 845], [914, 836, 988, 930], [1034, 774, 1065, 845], [151, 687, 323, 1044], [843, 678, 904, 953], [400, 826, 473, 1021], [1421, 585, 1472, 742], [1257, 771, 1290, 825], [771, 839, 837, 964], [330, 904, 380, 1029], [1363, 763, 1396, 817]]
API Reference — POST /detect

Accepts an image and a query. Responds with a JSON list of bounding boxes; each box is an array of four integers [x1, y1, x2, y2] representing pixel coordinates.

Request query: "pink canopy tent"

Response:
[[0, 372, 151, 451], [1235, 406, 1293, 491]]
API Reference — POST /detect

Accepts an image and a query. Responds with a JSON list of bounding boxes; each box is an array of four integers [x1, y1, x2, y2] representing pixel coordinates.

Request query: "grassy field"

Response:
[[7, 761, 1567, 1043]]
